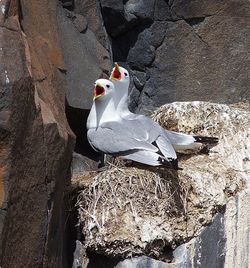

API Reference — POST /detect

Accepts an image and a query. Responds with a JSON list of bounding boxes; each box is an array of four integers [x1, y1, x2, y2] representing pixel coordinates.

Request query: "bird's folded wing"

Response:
[[123, 115, 161, 143], [102, 120, 149, 141], [155, 135, 177, 159], [87, 123, 158, 154]]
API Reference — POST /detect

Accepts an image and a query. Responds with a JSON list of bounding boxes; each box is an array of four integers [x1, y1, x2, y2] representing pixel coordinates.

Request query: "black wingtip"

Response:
[[194, 135, 219, 144], [158, 157, 182, 170]]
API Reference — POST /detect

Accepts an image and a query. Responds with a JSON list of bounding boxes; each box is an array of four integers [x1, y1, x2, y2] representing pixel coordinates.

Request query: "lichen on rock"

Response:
[[76, 102, 248, 260]]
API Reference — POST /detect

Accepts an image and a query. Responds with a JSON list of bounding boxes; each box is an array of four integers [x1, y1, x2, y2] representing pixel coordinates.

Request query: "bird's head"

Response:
[[110, 63, 130, 83], [93, 79, 115, 101]]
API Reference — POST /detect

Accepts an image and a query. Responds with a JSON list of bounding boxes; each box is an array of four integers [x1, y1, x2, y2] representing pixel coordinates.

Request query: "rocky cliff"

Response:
[[0, 0, 249, 267]]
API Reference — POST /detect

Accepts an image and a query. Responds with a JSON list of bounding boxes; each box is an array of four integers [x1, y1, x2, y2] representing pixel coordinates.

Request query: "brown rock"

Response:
[[0, 0, 74, 267]]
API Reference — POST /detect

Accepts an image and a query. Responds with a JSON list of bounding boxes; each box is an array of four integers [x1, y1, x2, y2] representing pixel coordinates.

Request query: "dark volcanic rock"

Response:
[[125, 0, 155, 21], [100, 0, 129, 37], [137, 15, 250, 113], [193, 213, 225, 267], [103, 0, 250, 114], [74, 0, 110, 48], [58, 5, 111, 110]]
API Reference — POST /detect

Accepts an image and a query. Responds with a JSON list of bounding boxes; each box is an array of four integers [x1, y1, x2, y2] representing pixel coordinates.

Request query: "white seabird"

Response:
[[87, 79, 178, 168], [110, 63, 218, 151]]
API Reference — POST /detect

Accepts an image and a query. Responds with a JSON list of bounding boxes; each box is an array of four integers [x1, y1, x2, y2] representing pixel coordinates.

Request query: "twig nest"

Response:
[[77, 102, 249, 260]]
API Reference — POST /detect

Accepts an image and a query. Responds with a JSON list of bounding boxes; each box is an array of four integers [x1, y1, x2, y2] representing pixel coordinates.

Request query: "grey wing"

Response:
[[121, 150, 162, 166], [127, 116, 177, 159], [87, 125, 158, 154], [102, 120, 149, 141], [132, 115, 199, 153], [110, 116, 160, 142], [155, 134, 177, 159], [117, 116, 177, 159]]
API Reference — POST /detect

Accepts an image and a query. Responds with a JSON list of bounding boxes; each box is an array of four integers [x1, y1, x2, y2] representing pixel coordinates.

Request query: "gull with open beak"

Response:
[[87, 79, 178, 167], [110, 63, 218, 151]]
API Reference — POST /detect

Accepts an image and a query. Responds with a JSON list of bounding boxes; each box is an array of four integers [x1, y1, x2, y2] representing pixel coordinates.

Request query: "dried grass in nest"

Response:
[[77, 164, 188, 249]]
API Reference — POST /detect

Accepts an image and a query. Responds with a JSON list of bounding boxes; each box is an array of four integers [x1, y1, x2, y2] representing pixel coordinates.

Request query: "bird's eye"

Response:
[[124, 73, 128, 76], [106, 84, 110, 88]]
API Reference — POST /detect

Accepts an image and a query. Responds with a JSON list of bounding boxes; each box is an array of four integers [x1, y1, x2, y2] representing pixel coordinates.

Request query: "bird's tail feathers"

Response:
[[193, 136, 219, 144]]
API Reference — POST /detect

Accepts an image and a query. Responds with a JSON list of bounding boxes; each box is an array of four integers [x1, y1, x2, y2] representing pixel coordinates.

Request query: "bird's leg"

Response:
[[98, 153, 106, 168]]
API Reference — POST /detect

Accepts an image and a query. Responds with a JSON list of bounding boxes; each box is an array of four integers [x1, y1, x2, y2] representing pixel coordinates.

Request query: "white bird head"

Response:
[[110, 63, 130, 85], [109, 63, 131, 115], [87, 79, 119, 129], [93, 79, 115, 101]]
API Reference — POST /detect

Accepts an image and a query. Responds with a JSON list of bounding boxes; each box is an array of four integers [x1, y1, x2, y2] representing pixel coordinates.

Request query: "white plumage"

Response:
[[87, 79, 178, 167]]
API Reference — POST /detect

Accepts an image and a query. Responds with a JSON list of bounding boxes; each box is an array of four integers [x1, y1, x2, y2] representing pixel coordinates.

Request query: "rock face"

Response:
[[77, 102, 249, 265], [0, 0, 75, 267], [100, 0, 250, 114], [57, 5, 111, 110], [1, 0, 250, 267]]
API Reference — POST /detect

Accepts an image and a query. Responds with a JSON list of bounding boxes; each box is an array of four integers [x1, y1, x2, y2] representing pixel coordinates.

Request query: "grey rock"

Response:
[[115, 256, 169, 268], [74, 0, 110, 48], [172, 0, 250, 19], [103, 1, 250, 114], [193, 213, 225, 268], [64, 9, 88, 33], [128, 86, 141, 113], [153, 0, 174, 21], [100, 0, 130, 37], [125, 0, 155, 21], [100, 0, 156, 38], [72, 240, 85, 268], [127, 37, 155, 70], [71, 152, 99, 176], [132, 70, 147, 90], [57, 6, 111, 110], [60, 0, 74, 9], [143, 22, 168, 48], [136, 14, 250, 113]]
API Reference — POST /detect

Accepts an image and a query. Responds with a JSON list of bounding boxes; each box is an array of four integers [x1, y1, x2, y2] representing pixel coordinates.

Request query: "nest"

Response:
[[75, 102, 249, 260], [77, 164, 190, 259]]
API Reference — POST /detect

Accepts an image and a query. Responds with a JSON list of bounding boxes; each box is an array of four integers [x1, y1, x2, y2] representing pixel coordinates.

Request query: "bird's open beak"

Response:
[[110, 62, 121, 81], [93, 83, 105, 100]]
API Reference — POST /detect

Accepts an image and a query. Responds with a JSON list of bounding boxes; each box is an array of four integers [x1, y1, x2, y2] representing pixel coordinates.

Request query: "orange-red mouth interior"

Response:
[[112, 67, 121, 80], [94, 85, 105, 97]]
